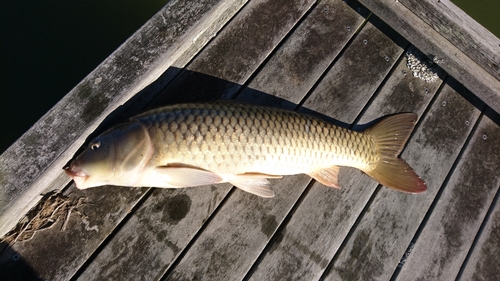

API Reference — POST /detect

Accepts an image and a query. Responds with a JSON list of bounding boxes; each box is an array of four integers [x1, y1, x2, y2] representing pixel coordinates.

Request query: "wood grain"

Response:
[[300, 16, 407, 123], [76, 184, 233, 281], [397, 114, 500, 280], [357, 0, 500, 120], [399, 0, 500, 80], [237, 0, 368, 108], [0, 185, 148, 280], [324, 80, 482, 280], [459, 182, 500, 281], [150, 0, 319, 106], [165, 176, 312, 280]]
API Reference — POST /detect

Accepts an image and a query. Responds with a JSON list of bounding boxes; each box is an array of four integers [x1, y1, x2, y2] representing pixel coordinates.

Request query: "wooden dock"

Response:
[[1, 0, 499, 280]]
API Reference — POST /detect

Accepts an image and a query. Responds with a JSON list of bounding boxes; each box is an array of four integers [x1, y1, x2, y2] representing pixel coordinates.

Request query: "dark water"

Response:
[[0, 0, 170, 153], [452, 0, 500, 38]]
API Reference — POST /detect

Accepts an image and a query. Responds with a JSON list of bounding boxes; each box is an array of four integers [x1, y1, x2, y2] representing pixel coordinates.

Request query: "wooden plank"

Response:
[[75, 185, 232, 281], [397, 113, 500, 280], [357, 0, 500, 119], [162, 1, 368, 279], [323, 79, 482, 280], [74, 0, 318, 280], [237, 0, 369, 108], [299, 16, 407, 122], [247, 35, 440, 281], [0, 185, 147, 281], [165, 176, 312, 281], [399, 0, 500, 80], [360, 46, 445, 116], [460, 184, 500, 280], [149, 0, 319, 106], [0, 0, 249, 238]]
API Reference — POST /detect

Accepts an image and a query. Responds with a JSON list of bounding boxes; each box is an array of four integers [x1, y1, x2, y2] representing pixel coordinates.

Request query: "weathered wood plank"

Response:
[[460, 182, 500, 280], [324, 79, 482, 280], [357, 0, 500, 118], [247, 39, 440, 281], [0, 185, 148, 281], [165, 176, 313, 281], [397, 113, 500, 280], [162, 1, 368, 279], [399, 0, 500, 80], [74, 0, 319, 279], [150, 0, 319, 105], [360, 47, 445, 117], [237, 0, 369, 108], [299, 16, 407, 122], [75, 184, 233, 281], [0, 0, 249, 238]]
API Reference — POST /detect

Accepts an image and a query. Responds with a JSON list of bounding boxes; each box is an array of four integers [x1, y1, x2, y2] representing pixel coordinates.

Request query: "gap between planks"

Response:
[[320, 52, 444, 281], [389, 93, 486, 280], [456, 180, 500, 280]]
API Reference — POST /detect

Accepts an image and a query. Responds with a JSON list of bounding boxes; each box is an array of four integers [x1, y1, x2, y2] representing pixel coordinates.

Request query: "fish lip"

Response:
[[64, 167, 88, 178], [64, 160, 89, 188]]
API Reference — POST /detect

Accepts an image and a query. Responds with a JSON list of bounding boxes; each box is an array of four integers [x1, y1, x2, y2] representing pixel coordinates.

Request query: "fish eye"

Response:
[[90, 141, 101, 150]]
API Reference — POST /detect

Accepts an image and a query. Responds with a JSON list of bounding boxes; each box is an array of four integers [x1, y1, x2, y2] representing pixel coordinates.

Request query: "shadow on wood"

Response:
[[0, 241, 41, 281]]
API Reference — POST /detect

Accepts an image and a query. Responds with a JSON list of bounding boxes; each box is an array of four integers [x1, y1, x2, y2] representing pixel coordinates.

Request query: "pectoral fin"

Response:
[[230, 173, 280, 198], [308, 166, 340, 188], [154, 166, 223, 187]]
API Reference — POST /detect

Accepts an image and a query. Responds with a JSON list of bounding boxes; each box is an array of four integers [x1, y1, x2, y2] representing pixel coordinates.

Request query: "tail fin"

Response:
[[364, 113, 426, 193]]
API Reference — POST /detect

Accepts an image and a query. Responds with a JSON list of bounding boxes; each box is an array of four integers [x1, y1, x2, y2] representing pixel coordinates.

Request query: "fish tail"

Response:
[[364, 113, 426, 193]]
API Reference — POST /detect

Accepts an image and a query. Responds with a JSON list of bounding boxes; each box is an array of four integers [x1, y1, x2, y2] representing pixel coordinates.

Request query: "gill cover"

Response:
[[66, 120, 153, 189]]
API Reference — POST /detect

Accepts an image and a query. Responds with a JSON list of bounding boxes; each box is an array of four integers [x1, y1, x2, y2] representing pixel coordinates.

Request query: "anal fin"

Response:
[[230, 173, 279, 198], [308, 166, 340, 188]]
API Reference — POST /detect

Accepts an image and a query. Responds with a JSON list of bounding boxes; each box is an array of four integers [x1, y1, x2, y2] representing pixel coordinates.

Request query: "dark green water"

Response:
[[0, 0, 170, 153], [452, 0, 500, 38]]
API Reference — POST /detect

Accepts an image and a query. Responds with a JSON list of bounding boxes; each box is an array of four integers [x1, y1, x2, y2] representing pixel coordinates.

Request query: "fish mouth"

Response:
[[64, 160, 89, 189]]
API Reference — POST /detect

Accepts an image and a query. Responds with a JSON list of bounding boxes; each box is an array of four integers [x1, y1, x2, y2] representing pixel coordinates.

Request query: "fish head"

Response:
[[65, 120, 153, 189]]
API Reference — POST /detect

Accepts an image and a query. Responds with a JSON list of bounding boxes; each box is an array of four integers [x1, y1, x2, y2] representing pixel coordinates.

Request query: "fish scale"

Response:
[[65, 102, 426, 197], [138, 103, 376, 176]]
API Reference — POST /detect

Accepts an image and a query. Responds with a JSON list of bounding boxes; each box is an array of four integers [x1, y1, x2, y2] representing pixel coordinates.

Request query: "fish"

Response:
[[64, 102, 426, 197]]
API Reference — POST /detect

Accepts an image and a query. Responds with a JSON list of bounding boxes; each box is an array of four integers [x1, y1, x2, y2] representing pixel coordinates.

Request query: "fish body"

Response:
[[65, 103, 426, 197]]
